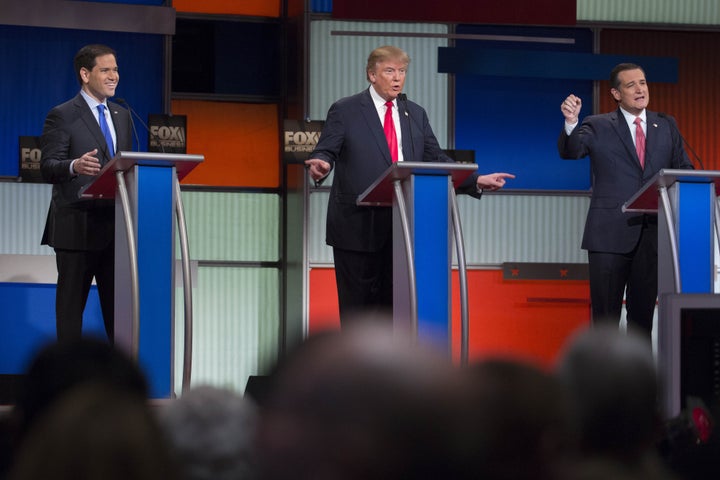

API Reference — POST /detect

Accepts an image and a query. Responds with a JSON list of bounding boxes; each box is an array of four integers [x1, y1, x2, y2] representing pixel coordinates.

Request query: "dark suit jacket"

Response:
[[40, 93, 132, 251], [558, 108, 693, 254], [311, 88, 480, 253]]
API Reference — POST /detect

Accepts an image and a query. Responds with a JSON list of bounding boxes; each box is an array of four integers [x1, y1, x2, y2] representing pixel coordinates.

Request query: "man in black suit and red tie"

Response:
[[558, 63, 694, 337], [40, 44, 132, 342], [305, 45, 514, 324]]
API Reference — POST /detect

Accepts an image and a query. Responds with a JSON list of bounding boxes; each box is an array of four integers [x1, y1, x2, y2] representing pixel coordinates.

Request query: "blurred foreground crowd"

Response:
[[0, 320, 717, 480]]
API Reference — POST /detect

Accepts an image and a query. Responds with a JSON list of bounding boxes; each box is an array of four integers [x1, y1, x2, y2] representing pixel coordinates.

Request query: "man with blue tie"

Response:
[[306, 45, 514, 324], [40, 44, 132, 342], [558, 63, 694, 337]]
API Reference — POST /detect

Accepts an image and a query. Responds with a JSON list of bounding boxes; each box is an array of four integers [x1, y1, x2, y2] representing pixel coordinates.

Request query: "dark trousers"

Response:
[[54, 245, 114, 342], [332, 242, 393, 325], [588, 221, 658, 336]]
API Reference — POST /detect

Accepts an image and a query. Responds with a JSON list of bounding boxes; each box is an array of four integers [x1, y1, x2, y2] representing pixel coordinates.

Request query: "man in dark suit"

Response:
[[558, 62, 693, 336], [40, 44, 132, 342], [305, 45, 514, 323]]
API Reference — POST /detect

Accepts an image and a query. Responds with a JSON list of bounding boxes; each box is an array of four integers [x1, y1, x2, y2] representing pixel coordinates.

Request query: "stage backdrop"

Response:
[[0, 25, 164, 177]]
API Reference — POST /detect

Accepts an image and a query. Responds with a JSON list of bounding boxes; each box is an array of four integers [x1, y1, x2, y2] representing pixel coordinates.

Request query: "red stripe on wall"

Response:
[[332, 0, 576, 26], [309, 268, 590, 368]]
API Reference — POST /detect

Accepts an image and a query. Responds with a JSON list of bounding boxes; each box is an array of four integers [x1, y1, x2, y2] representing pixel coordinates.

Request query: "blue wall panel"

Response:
[[452, 26, 595, 191], [0, 25, 164, 176]]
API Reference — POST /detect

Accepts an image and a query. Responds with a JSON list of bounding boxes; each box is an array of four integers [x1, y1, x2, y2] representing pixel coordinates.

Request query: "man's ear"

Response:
[[610, 88, 621, 102]]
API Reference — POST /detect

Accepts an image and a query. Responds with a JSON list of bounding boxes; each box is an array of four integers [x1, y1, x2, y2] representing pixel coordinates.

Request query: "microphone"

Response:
[[397, 93, 415, 161], [114, 98, 165, 153], [657, 112, 703, 170]]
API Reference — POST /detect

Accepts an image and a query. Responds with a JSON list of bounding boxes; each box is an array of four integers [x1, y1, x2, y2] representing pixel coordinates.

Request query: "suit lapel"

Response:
[[360, 90, 393, 165], [644, 111, 661, 172]]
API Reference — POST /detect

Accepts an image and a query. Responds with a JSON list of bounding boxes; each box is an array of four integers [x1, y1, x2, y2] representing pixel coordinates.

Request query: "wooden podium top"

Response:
[[623, 169, 720, 213], [357, 161, 478, 206], [80, 151, 204, 199]]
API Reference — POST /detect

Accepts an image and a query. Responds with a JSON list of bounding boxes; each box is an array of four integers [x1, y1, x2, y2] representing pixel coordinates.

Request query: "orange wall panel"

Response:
[[171, 100, 279, 188], [599, 30, 720, 171], [173, 0, 280, 17], [308, 268, 590, 368]]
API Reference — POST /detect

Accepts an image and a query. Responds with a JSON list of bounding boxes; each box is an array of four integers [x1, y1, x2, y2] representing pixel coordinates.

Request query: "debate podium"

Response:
[[81, 151, 203, 398], [623, 168, 720, 417], [357, 161, 477, 357]]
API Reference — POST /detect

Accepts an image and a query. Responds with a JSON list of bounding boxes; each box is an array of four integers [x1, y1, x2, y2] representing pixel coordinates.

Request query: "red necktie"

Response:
[[634, 116, 645, 169], [384, 101, 398, 163]]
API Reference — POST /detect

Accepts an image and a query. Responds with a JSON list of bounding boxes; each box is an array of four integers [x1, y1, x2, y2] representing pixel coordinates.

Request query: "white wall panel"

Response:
[[180, 191, 279, 262], [0, 183, 53, 255], [174, 266, 279, 395], [309, 20, 450, 147], [577, 0, 720, 25], [456, 193, 589, 264]]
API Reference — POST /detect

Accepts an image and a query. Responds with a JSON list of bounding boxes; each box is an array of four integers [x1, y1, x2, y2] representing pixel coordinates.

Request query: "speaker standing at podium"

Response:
[[558, 63, 693, 337], [39, 44, 132, 342], [305, 45, 514, 324]]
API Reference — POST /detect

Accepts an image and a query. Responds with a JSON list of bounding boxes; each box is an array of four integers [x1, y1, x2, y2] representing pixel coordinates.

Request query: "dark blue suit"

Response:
[[40, 93, 132, 341], [311, 88, 479, 320], [558, 108, 693, 332]]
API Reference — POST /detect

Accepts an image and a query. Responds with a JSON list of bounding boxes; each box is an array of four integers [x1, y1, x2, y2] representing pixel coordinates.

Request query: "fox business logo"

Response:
[[150, 125, 186, 149], [19, 136, 44, 183], [284, 130, 320, 153], [20, 146, 42, 170]]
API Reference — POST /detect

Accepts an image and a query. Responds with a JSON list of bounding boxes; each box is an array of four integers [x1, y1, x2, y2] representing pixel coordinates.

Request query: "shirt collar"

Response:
[[619, 106, 646, 125], [368, 85, 394, 109], [80, 89, 108, 111]]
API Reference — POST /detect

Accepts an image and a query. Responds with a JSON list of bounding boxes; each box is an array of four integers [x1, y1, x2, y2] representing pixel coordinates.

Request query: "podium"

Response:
[[624, 168, 720, 417], [81, 151, 203, 398], [357, 161, 477, 356]]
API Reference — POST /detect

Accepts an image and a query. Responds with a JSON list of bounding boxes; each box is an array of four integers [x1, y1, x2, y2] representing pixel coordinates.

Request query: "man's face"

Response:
[[80, 53, 119, 103], [368, 59, 407, 101], [611, 68, 649, 116]]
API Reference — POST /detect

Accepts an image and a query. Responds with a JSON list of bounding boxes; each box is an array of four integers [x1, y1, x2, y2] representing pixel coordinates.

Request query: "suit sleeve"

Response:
[[558, 120, 593, 160], [309, 101, 345, 169], [40, 107, 74, 184]]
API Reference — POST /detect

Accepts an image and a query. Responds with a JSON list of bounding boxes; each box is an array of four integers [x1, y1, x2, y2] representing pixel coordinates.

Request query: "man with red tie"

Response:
[[306, 45, 513, 324], [558, 63, 694, 337]]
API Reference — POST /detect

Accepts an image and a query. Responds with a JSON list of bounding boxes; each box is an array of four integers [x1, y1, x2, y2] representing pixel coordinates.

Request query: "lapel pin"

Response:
[[653, 123, 658, 127]]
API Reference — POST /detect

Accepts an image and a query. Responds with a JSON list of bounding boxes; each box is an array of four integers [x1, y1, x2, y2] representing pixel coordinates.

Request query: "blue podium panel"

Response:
[[676, 181, 714, 293], [135, 165, 174, 398], [413, 174, 451, 352]]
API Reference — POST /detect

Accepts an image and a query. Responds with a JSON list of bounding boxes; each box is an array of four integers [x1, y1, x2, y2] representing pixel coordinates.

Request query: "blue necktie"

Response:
[[97, 104, 115, 157]]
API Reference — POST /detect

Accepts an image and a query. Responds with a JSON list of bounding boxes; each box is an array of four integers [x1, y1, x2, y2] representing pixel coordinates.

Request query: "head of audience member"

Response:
[[159, 385, 258, 480], [11, 337, 148, 445], [556, 325, 661, 463], [462, 357, 579, 480], [8, 383, 178, 480], [256, 320, 471, 480]]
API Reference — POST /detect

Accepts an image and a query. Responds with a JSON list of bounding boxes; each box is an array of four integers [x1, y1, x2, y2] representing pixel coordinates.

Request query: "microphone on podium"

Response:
[[114, 98, 166, 153], [397, 93, 415, 160], [657, 112, 704, 170]]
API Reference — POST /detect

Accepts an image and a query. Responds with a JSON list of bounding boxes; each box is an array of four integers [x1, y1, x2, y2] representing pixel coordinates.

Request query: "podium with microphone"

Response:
[[624, 168, 720, 418], [81, 150, 203, 398]]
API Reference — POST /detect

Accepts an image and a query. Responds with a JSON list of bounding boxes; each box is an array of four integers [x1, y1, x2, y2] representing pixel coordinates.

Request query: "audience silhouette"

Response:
[[159, 385, 258, 480]]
